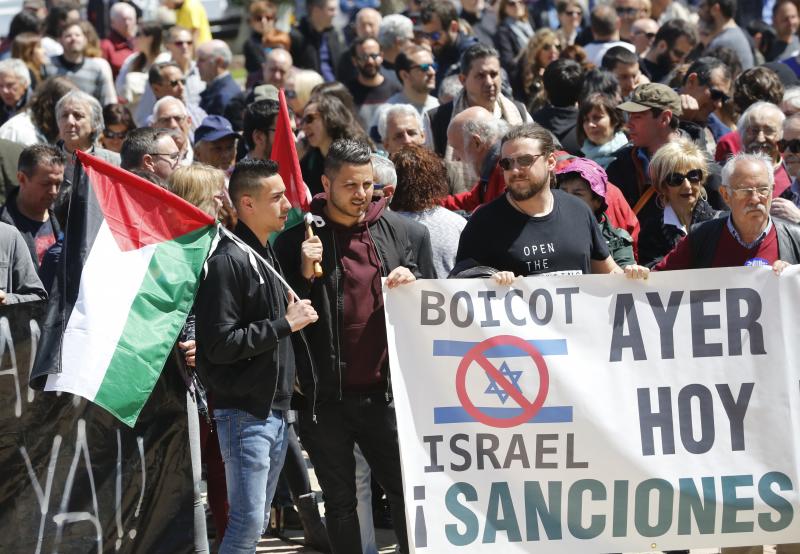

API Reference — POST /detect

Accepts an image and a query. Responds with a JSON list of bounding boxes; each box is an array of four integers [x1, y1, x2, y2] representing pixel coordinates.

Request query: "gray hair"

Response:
[[737, 101, 785, 142], [371, 154, 397, 187], [109, 2, 136, 21], [782, 86, 800, 114], [0, 58, 31, 89], [377, 104, 422, 142], [200, 40, 233, 68], [378, 14, 413, 51], [152, 96, 189, 119], [720, 152, 775, 189], [55, 90, 104, 143], [439, 74, 464, 104], [463, 117, 509, 151]]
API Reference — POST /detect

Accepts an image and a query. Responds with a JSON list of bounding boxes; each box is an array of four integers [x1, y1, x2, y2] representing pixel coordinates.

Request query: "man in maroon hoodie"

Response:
[[274, 138, 432, 553]]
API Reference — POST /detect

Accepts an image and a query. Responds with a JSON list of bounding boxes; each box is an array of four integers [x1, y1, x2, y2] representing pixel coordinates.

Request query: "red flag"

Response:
[[271, 88, 310, 211]]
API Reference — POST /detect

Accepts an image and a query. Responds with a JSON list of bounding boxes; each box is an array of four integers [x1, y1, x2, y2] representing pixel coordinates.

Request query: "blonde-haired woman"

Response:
[[638, 139, 720, 266], [169, 163, 228, 218], [513, 28, 561, 111], [285, 69, 324, 119]]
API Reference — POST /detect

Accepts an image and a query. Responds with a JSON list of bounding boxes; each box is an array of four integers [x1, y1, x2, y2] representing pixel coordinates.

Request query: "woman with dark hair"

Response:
[[309, 81, 357, 113], [12, 33, 49, 88], [390, 145, 466, 278], [495, 0, 534, 74], [0, 11, 41, 60], [300, 94, 369, 196], [116, 21, 165, 109], [577, 93, 628, 167], [580, 68, 621, 102], [100, 104, 136, 153], [42, 4, 80, 58]]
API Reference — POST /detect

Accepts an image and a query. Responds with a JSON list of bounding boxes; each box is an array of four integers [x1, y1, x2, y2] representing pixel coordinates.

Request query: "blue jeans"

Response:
[[214, 408, 288, 554]]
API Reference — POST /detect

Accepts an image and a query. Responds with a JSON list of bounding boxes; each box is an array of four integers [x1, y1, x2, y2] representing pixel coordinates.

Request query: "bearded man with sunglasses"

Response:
[[454, 123, 648, 280]]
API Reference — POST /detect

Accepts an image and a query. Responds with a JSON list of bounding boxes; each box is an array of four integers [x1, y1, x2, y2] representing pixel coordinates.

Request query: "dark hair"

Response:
[[103, 104, 135, 131], [650, 106, 681, 130], [324, 138, 372, 180], [590, 5, 618, 37], [18, 144, 66, 176], [394, 46, 429, 83], [576, 92, 624, 145], [149, 61, 182, 86], [29, 76, 78, 143], [131, 21, 164, 73], [652, 18, 698, 49], [747, 19, 777, 59], [44, 5, 78, 38], [307, 0, 332, 10], [420, 0, 459, 30], [702, 47, 741, 82], [708, 0, 736, 19], [733, 67, 784, 112], [120, 128, 172, 170], [243, 100, 280, 150], [349, 36, 380, 58], [390, 145, 448, 211], [229, 159, 280, 204], [601, 46, 638, 71], [314, 94, 369, 143], [683, 56, 731, 86], [459, 43, 499, 75], [128, 169, 166, 188], [501, 123, 556, 155], [309, 81, 357, 112], [580, 68, 621, 101], [556, 0, 582, 14], [543, 58, 584, 107], [8, 11, 40, 40]]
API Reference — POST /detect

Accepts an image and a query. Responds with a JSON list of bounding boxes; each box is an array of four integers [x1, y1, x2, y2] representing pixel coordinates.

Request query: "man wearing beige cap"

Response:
[[606, 82, 726, 218]]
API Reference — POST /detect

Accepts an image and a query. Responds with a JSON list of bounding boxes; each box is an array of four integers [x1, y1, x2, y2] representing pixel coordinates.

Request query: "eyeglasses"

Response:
[[709, 88, 730, 104], [356, 53, 381, 62], [615, 6, 639, 15], [172, 40, 193, 46], [634, 30, 656, 39], [498, 153, 543, 170], [409, 62, 438, 72], [168, 78, 187, 87], [726, 185, 772, 199], [778, 138, 800, 153], [419, 31, 442, 41], [302, 113, 319, 125], [103, 129, 127, 139], [665, 169, 704, 187], [148, 151, 181, 166]]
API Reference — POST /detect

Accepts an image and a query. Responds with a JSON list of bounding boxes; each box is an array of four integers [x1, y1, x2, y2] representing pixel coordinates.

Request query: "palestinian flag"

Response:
[[271, 87, 311, 232], [30, 151, 216, 427]]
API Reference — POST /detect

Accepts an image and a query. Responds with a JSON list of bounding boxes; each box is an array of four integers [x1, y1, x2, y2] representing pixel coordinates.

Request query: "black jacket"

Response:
[[290, 18, 346, 78], [638, 198, 719, 267], [195, 223, 311, 418], [0, 187, 60, 269], [531, 104, 581, 155], [274, 198, 432, 409]]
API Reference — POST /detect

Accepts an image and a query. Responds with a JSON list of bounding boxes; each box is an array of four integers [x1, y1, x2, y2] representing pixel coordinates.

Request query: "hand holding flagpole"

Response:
[[304, 213, 324, 278]]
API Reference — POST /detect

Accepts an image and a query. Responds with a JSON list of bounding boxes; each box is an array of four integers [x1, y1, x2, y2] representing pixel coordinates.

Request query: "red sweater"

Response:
[[655, 223, 779, 270]]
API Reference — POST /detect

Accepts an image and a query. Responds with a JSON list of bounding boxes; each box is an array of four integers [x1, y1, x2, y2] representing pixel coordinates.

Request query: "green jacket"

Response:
[[599, 214, 635, 268]]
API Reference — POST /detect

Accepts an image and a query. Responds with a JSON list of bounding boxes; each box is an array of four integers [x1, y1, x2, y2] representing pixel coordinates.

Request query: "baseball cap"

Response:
[[618, 83, 683, 116], [253, 84, 279, 102], [194, 115, 240, 143]]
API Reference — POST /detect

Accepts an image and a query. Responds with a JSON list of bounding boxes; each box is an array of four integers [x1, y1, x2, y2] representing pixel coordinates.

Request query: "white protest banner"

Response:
[[384, 266, 800, 553]]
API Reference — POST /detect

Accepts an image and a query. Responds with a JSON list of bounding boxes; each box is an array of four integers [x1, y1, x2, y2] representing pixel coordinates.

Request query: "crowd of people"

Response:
[[1, 0, 800, 553]]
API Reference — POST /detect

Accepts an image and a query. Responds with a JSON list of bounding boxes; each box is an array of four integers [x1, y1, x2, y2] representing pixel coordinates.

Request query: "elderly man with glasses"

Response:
[[152, 96, 195, 164], [737, 101, 792, 200], [654, 152, 800, 278]]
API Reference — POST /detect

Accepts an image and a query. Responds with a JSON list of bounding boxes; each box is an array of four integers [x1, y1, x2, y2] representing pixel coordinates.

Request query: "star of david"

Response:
[[484, 361, 523, 404]]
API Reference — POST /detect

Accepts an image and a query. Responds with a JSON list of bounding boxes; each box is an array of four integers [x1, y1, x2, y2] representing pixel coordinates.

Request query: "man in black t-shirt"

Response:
[[346, 36, 402, 131], [2, 145, 65, 269], [454, 123, 647, 280]]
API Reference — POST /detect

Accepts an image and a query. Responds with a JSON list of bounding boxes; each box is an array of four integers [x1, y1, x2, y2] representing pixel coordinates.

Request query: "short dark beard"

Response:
[[508, 175, 549, 201]]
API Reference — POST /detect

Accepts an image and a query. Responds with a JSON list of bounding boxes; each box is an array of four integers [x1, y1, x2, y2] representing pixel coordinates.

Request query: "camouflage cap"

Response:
[[618, 83, 682, 116]]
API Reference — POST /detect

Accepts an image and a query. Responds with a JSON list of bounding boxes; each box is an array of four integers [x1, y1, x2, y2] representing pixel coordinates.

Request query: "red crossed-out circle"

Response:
[[455, 335, 550, 428]]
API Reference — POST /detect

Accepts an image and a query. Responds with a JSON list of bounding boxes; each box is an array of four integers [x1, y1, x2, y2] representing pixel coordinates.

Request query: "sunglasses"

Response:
[[665, 169, 704, 187], [172, 40, 193, 46], [498, 153, 543, 170], [409, 62, 438, 72], [420, 30, 442, 41], [635, 30, 656, 39], [168, 78, 187, 87], [356, 52, 381, 62], [709, 88, 729, 103], [615, 6, 638, 15], [104, 129, 127, 139], [779, 138, 800, 153]]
